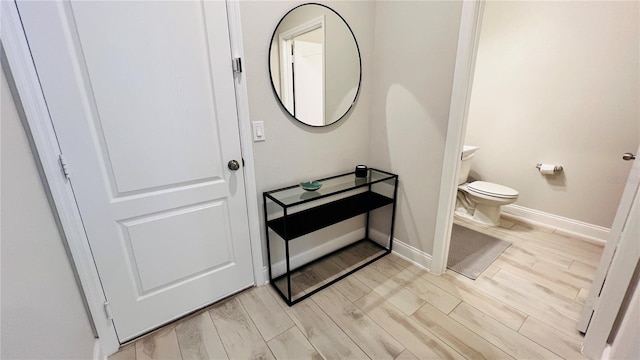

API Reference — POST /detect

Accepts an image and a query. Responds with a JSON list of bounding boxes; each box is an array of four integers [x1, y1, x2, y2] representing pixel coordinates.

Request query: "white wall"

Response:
[[240, 1, 375, 265], [465, 1, 639, 228], [369, 0, 463, 255], [1, 66, 95, 359]]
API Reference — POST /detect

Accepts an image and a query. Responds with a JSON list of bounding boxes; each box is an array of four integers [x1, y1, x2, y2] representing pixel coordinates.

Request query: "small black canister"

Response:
[[355, 165, 368, 178]]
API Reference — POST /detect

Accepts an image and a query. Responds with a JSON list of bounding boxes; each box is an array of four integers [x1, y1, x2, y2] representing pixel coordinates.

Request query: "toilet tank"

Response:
[[458, 145, 479, 185]]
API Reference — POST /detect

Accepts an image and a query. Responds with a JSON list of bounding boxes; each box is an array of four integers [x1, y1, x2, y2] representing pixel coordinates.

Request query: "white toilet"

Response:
[[455, 145, 518, 226]]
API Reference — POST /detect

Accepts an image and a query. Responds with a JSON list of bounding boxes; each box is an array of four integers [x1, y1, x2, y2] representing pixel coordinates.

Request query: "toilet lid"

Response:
[[467, 181, 519, 199]]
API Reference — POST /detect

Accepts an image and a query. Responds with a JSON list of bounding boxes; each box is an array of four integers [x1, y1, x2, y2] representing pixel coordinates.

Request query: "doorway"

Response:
[[434, 1, 639, 273], [292, 32, 325, 125], [278, 16, 326, 126]]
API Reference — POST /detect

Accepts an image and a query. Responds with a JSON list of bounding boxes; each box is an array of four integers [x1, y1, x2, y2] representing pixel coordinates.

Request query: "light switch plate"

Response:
[[252, 121, 265, 142]]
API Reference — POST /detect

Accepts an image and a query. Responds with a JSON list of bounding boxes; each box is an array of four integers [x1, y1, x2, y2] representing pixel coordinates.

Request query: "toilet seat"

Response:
[[467, 181, 518, 199]]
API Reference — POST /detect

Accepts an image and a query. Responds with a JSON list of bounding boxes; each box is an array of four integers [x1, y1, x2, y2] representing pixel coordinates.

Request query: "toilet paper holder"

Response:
[[536, 163, 563, 172]]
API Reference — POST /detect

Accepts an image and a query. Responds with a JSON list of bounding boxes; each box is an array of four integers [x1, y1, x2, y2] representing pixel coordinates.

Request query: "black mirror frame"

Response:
[[268, 3, 362, 127]]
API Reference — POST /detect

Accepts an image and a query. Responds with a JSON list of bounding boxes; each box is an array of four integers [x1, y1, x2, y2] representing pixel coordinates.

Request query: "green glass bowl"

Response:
[[299, 180, 322, 191]]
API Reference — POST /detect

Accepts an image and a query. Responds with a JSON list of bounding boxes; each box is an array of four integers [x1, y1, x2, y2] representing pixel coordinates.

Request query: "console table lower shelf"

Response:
[[271, 239, 389, 305]]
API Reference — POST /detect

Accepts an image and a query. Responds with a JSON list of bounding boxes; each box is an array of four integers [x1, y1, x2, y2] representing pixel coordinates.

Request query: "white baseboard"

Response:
[[270, 229, 364, 277], [502, 204, 609, 245], [392, 240, 433, 272], [93, 338, 106, 360], [369, 229, 432, 272], [364, 228, 388, 247]]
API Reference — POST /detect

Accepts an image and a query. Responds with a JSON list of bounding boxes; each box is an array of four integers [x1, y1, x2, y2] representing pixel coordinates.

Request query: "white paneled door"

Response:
[[18, 1, 254, 341], [293, 39, 324, 125], [578, 145, 640, 336]]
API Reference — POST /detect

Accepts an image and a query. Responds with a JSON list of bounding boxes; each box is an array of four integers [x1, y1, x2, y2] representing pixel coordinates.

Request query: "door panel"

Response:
[[18, 0, 254, 341], [578, 145, 640, 333], [120, 200, 233, 294], [71, 1, 224, 195], [294, 40, 324, 125]]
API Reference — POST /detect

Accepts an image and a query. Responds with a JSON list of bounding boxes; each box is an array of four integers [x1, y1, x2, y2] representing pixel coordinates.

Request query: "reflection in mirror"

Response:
[[269, 4, 361, 127]]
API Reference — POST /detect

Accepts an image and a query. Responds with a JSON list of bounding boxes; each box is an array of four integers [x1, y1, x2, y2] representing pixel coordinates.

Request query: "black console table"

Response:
[[263, 168, 398, 306]]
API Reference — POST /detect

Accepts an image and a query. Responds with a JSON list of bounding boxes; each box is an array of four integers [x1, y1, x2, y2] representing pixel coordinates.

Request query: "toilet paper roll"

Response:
[[539, 164, 556, 175]]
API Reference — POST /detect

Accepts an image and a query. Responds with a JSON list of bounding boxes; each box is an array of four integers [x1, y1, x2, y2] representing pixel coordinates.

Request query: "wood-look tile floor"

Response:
[[110, 217, 604, 360]]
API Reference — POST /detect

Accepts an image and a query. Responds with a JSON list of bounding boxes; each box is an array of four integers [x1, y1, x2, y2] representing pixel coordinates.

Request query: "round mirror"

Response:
[[269, 3, 361, 127]]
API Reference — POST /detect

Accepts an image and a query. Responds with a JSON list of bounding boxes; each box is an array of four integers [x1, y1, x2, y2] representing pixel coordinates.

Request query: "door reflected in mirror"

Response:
[[269, 3, 361, 127]]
